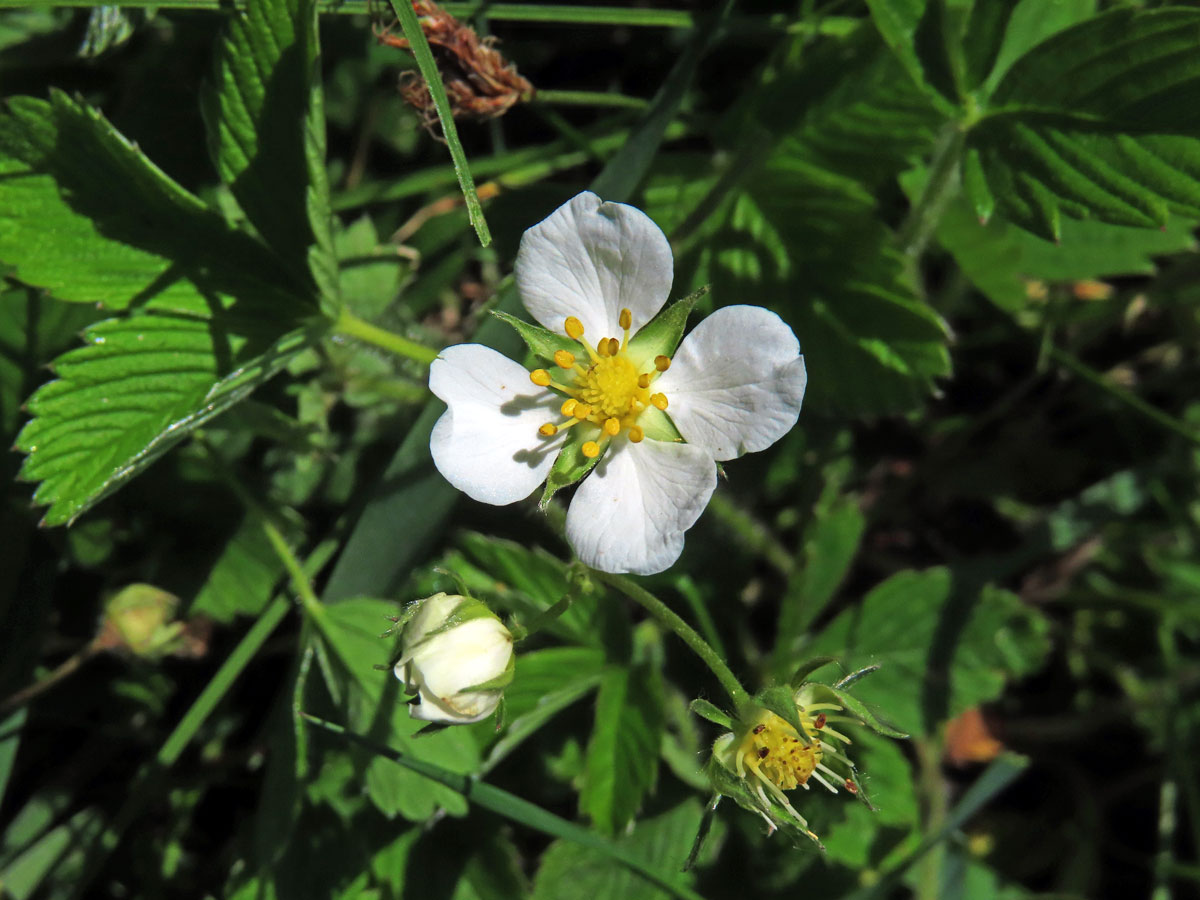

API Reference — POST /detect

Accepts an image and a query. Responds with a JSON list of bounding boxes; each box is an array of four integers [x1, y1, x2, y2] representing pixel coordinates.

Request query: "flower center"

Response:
[[741, 712, 823, 791], [529, 309, 672, 459]]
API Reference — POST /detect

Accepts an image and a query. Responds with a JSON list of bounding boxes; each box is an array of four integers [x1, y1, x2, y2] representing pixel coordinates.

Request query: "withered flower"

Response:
[[376, 0, 533, 130]]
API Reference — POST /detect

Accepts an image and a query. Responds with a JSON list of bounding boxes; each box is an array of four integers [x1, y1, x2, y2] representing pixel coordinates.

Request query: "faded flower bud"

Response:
[[394, 592, 514, 724], [97, 584, 184, 659]]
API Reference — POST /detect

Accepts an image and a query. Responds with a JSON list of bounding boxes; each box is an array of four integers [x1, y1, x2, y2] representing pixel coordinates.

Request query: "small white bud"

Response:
[[394, 593, 514, 725]]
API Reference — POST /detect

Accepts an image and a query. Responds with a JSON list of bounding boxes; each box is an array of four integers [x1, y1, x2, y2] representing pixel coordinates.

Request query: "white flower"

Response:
[[394, 592, 514, 724], [429, 191, 807, 575]]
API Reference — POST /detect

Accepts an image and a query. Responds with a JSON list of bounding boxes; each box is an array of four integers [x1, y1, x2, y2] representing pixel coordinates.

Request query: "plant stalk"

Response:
[[334, 309, 440, 366], [591, 569, 750, 709]]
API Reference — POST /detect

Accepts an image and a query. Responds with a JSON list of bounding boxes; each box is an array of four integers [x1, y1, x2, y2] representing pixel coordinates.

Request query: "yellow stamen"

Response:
[[604, 417, 620, 436], [628, 426, 644, 443], [655, 355, 671, 372], [650, 393, 668, 410], [637, 373, 651, 389], [561, 398, 578, 417], [564, 317, 584, 340], [619, 308, 632, 331], [538, 423, 558, 437], [596, 337, 611, 358], [573, 402, 593, 419], [582, 441, 600, 459], [530, 369, 551, 387], [554, 349, 576, 369]]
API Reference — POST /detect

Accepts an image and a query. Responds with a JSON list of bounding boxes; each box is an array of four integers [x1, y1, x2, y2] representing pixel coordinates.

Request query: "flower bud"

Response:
[[96, 584, 184, 659], [394, 593, 514, 725]]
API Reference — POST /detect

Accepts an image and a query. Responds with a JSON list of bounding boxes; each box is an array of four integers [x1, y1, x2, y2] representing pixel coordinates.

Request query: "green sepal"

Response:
[[816, 683, 908, 739], [407, 593, 504, 646], [787, 656, 838, 689], [703, 754, 822, 849], [752, 685, 810, 746], [432, 566, 474, 599], [682, 794, 721, 872], [833, 664, 880, 690], [637, 406, 683, 443], [492, 310, 583, 362], [627, 285, 709, 360], [539, 428, 602, 509], [689, 698, 735, 730], [459, 652, 516, 693]]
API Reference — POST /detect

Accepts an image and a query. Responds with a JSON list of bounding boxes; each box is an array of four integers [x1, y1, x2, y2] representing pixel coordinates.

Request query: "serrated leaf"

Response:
[[802, 569, 1051, 737], [0, 93, 303, 315], [971, 8, 1200, 240], [532, 799, 707, 900], [203, 0, 339, 309], [191, 511, 295, 623], [16, 318, 312, 525], [492, 309, 583, 363], [581, 663, 664, 836]]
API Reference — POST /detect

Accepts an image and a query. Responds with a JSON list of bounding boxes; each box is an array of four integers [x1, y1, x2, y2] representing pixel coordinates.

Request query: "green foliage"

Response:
[[4, 2, 1199, 898]]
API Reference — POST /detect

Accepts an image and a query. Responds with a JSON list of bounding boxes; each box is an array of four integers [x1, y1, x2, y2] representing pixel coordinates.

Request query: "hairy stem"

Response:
[[334, 309, 440, 366], [591, 569, 750, 709]]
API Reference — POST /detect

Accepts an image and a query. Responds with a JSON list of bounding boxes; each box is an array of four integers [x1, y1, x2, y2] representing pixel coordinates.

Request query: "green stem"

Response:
[[261, 515, 325, 621], [1046, 345, 1200, 448], [335, 309, 440, 366], [303, 713, 706, 900], [533, 89, 648, 110], [591, 569, 750, 709], [0, 643, 99, 716], [896, 122, 964, 260]]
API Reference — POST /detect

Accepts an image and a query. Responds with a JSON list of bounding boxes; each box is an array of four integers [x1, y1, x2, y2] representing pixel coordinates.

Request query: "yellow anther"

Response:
[[554, 349, 576, 369], [596, 338, 610, 358], [565, 317, 584, 340], [629, 426, 644, 443], [530, 369, 551, 387], [573, 403, 593, 419], [561, 398, 578, 417], [655, 355, 671, 372], [582, 441, 600, 459], [637, 373, 652, 389], [538, 423, 558, 437], [604, 417, 620, 436], [619, 308, 632, 330], [650, 393, 668, 410]]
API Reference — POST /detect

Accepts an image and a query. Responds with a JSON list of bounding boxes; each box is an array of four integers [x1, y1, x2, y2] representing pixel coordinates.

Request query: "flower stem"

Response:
[[334, 309, 440, 367], [0, 643, 100, 716], [590, 569, 750, 709], [533, 90, 648, 110], [896, 121, 964, 261]]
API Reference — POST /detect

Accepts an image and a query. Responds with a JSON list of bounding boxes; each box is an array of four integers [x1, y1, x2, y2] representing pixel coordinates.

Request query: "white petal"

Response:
[[409, 617, 513, 700], [565, 438, 716, 575], [515, 191, 673, 343], [410, 687, 500, 724], [655, 306, 807, 461], [429, 343, 565, 505]]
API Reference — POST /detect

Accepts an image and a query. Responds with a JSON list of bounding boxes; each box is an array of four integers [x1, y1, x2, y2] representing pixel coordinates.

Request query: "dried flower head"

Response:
[[375, 0, 533, 131]]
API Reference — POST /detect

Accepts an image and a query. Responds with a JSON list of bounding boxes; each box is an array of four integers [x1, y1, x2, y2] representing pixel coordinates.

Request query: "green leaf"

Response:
[[190, 512, 295, 623], [336, 215, 405, 320], [773, 494, 866, 670], [16, 319, 312, 526], [0, 93, 302, 315], [581, 663, 664, 835], [203, 0, 339, 308], [933, 190, 1198, 312], [532, 799, 709, 900], [981, 0, 1096, 92], [627, 287, 705, 361], [803, 569, 1051, 737], [677, 160, 951, 414], [971, 8, 1200, 239], [484, 647, 606, 772]]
